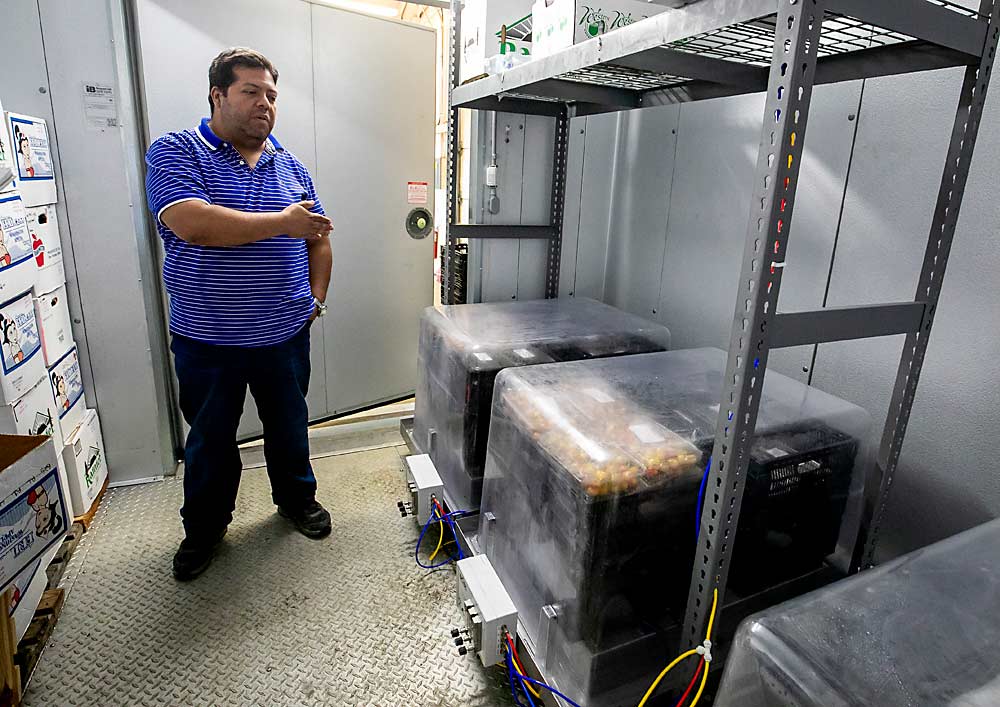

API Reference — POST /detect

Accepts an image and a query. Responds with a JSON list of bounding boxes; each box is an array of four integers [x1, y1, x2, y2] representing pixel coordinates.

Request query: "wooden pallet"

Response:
[[14, 589, 65, 691], [73, 478, 109, 531], [45, 523, 84, 592], [0, 485, 101, 703], [0, 589, 20, 707]]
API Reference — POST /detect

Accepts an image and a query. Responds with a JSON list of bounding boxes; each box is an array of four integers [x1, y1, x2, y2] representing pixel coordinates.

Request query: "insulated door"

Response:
[[135, 0, 436, 440]]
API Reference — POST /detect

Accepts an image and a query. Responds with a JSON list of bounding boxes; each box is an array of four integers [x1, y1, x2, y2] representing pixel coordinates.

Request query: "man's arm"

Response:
[[162, 199, 332, 248], [308, 235, 333, 309]]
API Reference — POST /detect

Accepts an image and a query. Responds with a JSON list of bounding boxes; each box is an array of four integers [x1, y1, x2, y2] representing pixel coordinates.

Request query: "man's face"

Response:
[[213, 66, 277, 144]]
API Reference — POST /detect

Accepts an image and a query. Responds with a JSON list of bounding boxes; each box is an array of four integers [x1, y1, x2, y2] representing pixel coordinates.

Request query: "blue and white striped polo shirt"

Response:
[[145, 118, 324, 347]]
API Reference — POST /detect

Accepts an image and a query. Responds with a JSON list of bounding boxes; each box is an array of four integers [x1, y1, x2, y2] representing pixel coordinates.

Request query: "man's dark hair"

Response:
[[208, 47, 279, 114]]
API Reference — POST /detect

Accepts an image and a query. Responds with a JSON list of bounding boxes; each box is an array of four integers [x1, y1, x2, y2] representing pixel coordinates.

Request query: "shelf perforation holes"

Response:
[[691, 0, 812, 640]]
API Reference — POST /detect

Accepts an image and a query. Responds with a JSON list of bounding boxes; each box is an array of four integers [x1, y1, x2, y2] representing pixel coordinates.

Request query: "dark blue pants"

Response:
[[171, 325, 316, 541]]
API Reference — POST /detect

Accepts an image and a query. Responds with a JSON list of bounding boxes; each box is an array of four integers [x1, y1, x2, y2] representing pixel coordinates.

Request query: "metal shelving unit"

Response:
[[442, 0, 998, 676]]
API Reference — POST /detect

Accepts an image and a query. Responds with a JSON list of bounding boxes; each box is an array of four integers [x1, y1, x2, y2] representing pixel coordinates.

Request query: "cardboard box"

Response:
[[0, 290, 45, 406], [0, 192, 36, 302], [460, 0, 534, 82], [34, 285, 72, 367], [6, 113, 56, 208], [47, 346, 86, 441], [8, 541, 59, 641], [60, 409, 107, 517], [0, 97, 14, 195], [532, 0, 667, 58], [0, 377, 61, 444], [25, 205, 65, 293], [0, 435, 70, 596]]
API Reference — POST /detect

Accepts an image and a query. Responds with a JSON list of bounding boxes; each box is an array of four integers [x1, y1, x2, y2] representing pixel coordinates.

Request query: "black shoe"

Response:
[[172, 530, 226, 581], [278, 500, 332, 539]]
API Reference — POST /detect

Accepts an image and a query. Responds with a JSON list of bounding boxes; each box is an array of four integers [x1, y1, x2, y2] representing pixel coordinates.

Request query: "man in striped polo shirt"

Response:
[[146, 48, 334, 581]]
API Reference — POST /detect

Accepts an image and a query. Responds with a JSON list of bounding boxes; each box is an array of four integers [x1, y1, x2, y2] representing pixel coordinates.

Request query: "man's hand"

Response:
[[281, 201, 333, 240]]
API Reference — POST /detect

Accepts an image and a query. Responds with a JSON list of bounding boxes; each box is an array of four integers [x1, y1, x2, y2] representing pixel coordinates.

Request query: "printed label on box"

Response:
[[0, 468, 66, 589], [473, 352, 493, 362], [25, 206, 61, 271], [9, 116, 53, 181], [0, 293, 41, 377], [48, 348, 83, 420], [11, 381, 55, 438], [82, 444, 103, 491], [513, 348, 535, 360], [629, 422, 666, 445], [0, 195, 32, 275], [7, 556, 40, 619]]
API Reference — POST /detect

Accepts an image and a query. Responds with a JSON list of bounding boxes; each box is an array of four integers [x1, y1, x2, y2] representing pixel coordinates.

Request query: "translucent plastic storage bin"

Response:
[[717, 517, 1000, 707], [413, 298, 671, 510], [478, 348, 872, 707]]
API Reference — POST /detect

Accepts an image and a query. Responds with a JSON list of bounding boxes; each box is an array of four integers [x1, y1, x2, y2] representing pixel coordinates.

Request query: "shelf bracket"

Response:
[[769, 302, 927, 348]]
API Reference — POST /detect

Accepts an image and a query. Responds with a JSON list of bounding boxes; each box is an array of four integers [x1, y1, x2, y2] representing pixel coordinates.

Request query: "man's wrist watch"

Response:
[[313, 297, 328, 318]]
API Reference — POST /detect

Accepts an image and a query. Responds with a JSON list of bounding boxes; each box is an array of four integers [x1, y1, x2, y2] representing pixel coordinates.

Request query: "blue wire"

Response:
[[506, 651, 527, 707], [414, 509, 458, 570], [519, 672, 539, 707], [447, 515, 465, 560], [516, 674, 586, 707], [695, 455, 712, 542]]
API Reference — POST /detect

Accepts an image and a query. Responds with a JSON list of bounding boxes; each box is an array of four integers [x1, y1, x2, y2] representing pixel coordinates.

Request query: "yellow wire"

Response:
[[505, 633, 543, 699], [636, 587, 720, 707], [688, 662, 711, 707], [706, 588, 719, 642], [688, 589, 720, 707], [636, 649, 700, 707], [428, 516, 445, 563]]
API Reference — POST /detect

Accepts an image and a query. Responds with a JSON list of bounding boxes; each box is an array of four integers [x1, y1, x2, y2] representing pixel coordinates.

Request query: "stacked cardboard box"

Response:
[[0, 100, 108, 525], [0, 436, 69, 641]]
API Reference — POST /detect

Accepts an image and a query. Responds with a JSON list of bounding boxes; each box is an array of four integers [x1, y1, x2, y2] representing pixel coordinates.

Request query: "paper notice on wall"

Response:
[[407, 181, 428, 204], [82, 83, 118, 132]]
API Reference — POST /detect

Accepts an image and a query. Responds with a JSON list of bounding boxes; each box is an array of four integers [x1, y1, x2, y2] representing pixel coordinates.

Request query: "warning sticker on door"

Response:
[[407, 181, 429, 204]]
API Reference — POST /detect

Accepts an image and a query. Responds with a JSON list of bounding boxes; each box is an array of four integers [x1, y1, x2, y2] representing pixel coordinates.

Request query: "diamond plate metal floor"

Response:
[[23, 438, 515, 706]]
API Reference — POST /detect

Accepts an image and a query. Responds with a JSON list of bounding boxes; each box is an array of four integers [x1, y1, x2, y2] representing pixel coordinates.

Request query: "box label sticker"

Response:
[[407, 181, 428, 205], [49, 348, 84, 419], [9, 117, 53, 181], [83, 445, 103, 491], [26, 207, 61, 269], [82, 82, 118, 132], [630, 422, 666, 445], [0, 468, 66, 593], [513, 349, 535, 360], [584, 388, 614, 404], [473, 352, 493, 362], [0, 195, 32, 274], [0, 292, 41, 376], [766, 447, 789, 459]]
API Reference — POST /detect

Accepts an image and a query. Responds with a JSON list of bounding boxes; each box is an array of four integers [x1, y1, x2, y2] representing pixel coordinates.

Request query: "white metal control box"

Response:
[[456, 555, 518, 666], [404, 454, 444, 525]]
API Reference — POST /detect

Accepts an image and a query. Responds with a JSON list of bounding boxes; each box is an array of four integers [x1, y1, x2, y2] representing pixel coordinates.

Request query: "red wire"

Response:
[[506, 634, 528, 675], [432, 497, 445, 516], [673, 659, 705, 707]]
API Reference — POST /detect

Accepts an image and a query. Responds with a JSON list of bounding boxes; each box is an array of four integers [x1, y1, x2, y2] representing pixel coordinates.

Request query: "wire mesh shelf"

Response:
[[555, 7, 969, 94], [453, 0, 990, 110]]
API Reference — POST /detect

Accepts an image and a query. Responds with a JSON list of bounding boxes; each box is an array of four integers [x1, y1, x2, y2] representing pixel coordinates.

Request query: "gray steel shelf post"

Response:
[[856, 0, 1000, 569], [444, 0, 462, 305], [545, 105, 573, 299], [682, 0, 828, 646]]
